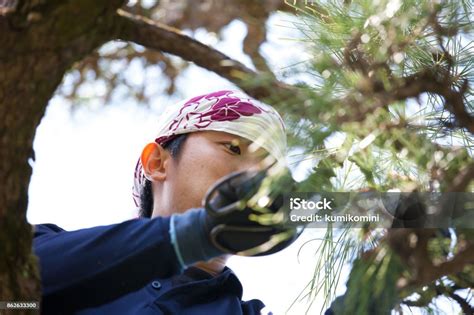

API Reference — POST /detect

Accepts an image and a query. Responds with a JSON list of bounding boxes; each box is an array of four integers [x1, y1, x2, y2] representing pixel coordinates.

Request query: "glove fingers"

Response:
[[205, 170, 262, 213], [210, 225, 297, 256]]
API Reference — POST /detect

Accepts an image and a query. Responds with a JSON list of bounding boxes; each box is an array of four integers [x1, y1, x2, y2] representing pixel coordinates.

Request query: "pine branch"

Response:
[[402, 284, 474, 314], [448, 291, 474, 315], [335, 69, 474, 134], [387, 229, 474, 290], [392, 71, 473, 134], [422, 241, 474, 286], [113, 9, 298, 102], [448, 163, 474, 192]]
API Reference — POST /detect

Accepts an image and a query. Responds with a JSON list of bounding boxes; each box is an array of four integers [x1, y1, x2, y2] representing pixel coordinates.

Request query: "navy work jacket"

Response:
[[33, 217, 265, 314]]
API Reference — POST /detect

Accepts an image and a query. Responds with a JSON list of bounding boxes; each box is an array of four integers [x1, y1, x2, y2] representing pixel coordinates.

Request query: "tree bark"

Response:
[[0, 1, 124, 312]]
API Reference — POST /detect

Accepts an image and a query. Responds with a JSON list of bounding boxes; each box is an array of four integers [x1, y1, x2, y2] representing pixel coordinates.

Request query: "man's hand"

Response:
[[202, 167, 301, 256]]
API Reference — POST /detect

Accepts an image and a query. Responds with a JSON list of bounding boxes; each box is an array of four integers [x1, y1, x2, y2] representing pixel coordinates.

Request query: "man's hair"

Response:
[[138, 134, 188, 218]]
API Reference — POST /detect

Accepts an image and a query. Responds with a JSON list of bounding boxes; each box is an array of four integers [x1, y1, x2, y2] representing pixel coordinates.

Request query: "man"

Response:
[[34, 90, 296, 314]]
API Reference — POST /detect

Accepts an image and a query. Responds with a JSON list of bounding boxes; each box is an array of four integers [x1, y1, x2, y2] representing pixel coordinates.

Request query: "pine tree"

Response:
[[278, 1, 473, 313], [0, 1, 472, 314]]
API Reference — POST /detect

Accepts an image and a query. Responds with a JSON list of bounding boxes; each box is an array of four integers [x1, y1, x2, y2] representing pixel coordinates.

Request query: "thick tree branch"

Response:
[[448, 291, 474, 315], [422, 242, 474, 285], [403, 284, 474, 314], [448, 163, 474, 192], [337, 70, 474, 135], [113, 9, 298, 102], [396, 72, 473, 134], [387, 229, 474, 290]]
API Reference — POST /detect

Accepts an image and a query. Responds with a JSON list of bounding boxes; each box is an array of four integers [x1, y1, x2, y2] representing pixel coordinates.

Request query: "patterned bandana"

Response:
[[132, 90, 287, 208]]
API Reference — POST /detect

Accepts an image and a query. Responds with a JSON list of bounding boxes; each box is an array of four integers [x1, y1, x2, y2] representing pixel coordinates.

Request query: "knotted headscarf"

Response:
[[133, 90, 287, 208]]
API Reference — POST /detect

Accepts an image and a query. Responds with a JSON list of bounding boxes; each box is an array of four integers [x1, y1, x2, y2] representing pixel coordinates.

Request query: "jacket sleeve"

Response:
[[34, 217, 181, 310]]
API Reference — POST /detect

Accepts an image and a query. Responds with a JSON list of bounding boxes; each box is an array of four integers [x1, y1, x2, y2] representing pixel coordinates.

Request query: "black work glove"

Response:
[[202, 167, 301, 256]]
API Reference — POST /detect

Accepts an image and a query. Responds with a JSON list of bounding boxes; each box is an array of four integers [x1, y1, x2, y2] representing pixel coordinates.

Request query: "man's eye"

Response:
[[225, 143, 241, 155]]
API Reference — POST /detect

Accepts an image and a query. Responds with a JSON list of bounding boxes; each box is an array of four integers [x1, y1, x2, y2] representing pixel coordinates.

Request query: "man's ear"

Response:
[[141, 142, 170, 181]]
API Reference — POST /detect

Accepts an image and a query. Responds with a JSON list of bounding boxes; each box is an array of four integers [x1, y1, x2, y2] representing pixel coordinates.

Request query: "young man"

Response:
[[34, 90, 295, 314]]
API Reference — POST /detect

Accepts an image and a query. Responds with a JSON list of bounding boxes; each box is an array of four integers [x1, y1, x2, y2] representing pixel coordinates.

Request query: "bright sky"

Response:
[[26, 12, 461, 315]]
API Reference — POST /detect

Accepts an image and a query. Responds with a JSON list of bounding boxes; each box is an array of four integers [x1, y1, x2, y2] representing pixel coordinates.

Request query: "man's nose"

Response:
[[236, 160, 264, 173]]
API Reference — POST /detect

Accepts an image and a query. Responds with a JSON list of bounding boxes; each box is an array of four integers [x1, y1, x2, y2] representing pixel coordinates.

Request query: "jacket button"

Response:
[[151, 281, 161, 290]]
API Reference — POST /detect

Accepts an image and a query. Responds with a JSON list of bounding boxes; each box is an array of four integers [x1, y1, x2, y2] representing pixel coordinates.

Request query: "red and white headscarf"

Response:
[[132, 90, 287, 208]]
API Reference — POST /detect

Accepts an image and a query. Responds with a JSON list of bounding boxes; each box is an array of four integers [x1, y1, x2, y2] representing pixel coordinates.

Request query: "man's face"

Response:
[[151, 130, 268, 217]]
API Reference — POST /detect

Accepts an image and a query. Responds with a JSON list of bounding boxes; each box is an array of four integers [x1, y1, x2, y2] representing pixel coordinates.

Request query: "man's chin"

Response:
[[193, 255, 230, 276]]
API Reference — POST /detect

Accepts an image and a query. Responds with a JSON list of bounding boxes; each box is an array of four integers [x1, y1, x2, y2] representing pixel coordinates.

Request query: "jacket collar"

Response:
[[175, 266, 243, 299]]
